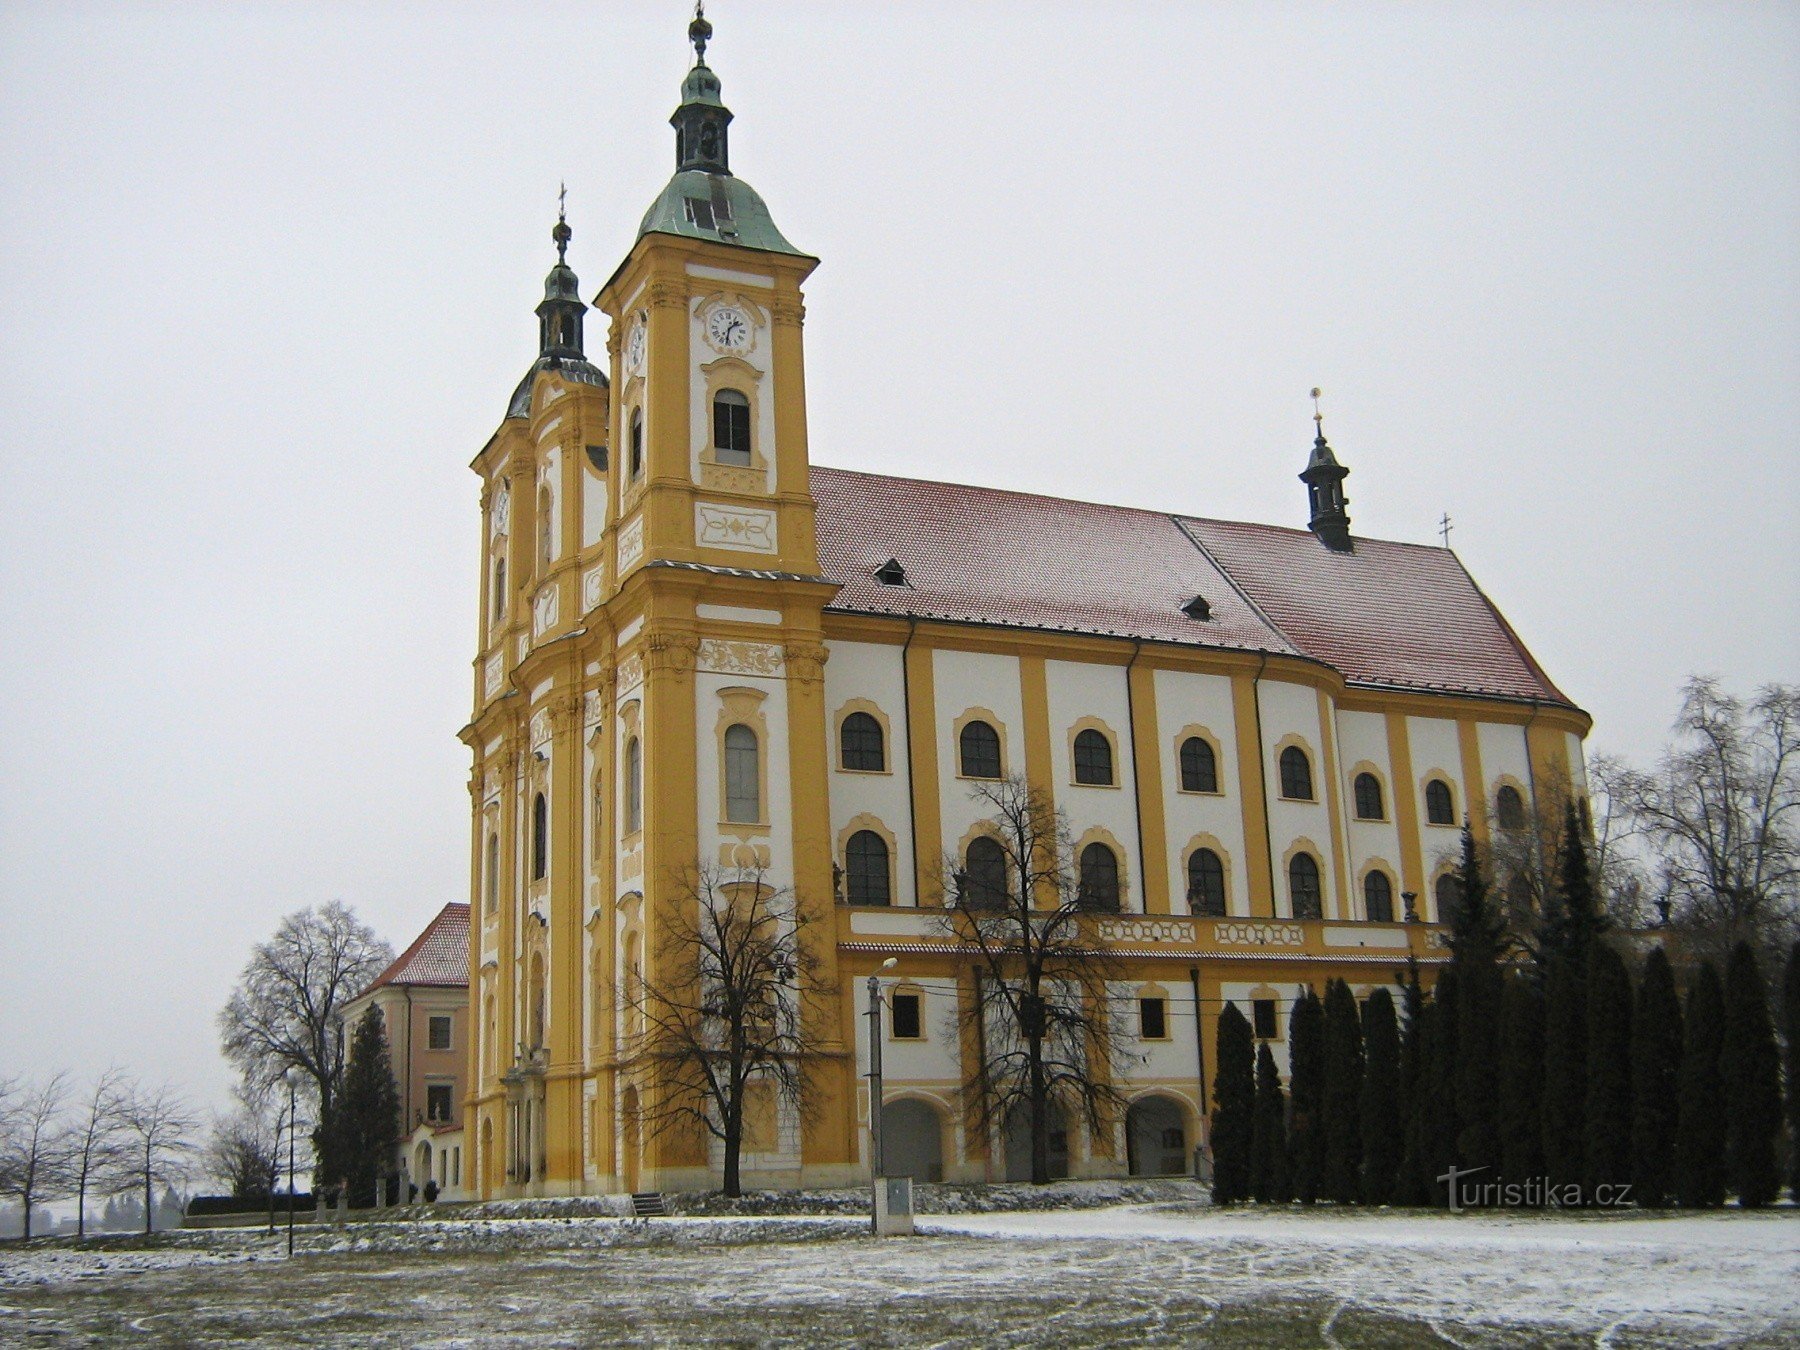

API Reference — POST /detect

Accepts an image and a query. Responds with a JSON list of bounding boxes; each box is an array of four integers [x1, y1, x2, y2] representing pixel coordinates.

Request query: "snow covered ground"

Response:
[[0, 1201, 1794, 1346]]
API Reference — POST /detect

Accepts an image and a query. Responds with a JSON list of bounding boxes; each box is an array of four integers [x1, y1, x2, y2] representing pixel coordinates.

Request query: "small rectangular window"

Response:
[[1252, 999, 1278, 1040], [426, 1083, 454, 1122], [428, 1016, 452, 1052], [1139, 997, 1167, 1040], [890, 992, 922, 1040]]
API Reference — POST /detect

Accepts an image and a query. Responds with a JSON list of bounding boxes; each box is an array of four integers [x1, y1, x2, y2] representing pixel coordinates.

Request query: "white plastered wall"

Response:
[[1153, 669, 1249, 916], [1259, 680, 1338, 919], [1045, 659, 1142, 910], [931, 648, 1026, 889], [1338, 708, 1403, 920], [823, 639, 917, 905]]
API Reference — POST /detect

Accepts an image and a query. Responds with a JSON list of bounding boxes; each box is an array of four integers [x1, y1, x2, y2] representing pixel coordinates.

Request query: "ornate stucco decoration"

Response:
[[694, 502, 776, 553], [697, 639, 784, 677], [1213, 921, 1307, 946]]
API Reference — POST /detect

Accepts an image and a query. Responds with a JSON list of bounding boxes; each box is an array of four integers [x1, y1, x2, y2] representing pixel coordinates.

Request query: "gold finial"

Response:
[[689, 2, 712, 65], [1310, 387, 1325, 435]]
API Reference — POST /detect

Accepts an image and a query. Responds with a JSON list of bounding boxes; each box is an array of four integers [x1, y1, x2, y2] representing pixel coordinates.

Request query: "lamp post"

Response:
[[283, 1067, 298, 1258], [866, 957, 897, 1233]]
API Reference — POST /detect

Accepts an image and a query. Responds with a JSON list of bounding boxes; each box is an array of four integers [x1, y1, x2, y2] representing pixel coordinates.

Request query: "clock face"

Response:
[[625, 317, 646, 372], [706, 304, 751, 352]]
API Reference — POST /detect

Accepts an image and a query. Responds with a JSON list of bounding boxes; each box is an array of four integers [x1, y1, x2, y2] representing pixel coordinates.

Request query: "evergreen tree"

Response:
[[1286, 987, 1326, 1203], [1630, 946, 1684, 1208], [1722, 942, 1783, 1208], [1541, 805, 1602, 1191], [1498, 972, 1545, 1194], [1450, 826, 1505, 1177], [1583, 943, 1634, 1201], [1321, 979, 1365, 1203], [1394, 962, 1430, 1205], [335, 1005, 401, 1209], [1416, 969, 1461, 1204], [1209, 1002, 1255, 1204], [1359, 986, 1403, 1205], [1251, 1042, 1290, 1204], [1674, 961, 1727, 1208], [1783, 942, 1800, 1202]]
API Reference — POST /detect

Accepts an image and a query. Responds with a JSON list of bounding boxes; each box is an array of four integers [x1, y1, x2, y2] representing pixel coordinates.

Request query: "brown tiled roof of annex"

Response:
[[364, 903, 470, 993], [811, 466, 1576, 711]]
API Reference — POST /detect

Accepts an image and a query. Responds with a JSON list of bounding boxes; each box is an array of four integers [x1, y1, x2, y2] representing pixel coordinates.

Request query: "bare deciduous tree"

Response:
[[934, 776, 1130, 1185], [204, 1089, 281, 1202], [0, 1073, 73, 1240], [68, 1068, 132, 1238], [626, 865, 830, 1197], [118, 1082, 198, 1234], [217, 902, 393, 1149]]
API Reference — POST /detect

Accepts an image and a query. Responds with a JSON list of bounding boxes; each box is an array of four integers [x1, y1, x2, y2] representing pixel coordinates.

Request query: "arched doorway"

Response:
[[1125, 1095, 1189, 1176], [621, 1086, 640, 1193], [1002, 1100, 1069, 1182], [414, 1140, 433, 1194], [880, 1098, 944, 1182]]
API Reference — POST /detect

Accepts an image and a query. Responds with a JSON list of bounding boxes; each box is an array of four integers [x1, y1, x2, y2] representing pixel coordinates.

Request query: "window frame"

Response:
[[1251, 998, 1279, 1040], [427, 1015, 453, 1052], [1178, 735, 1219, 794], [1138, 996, 1168, 1041], [1278, 745, 1315, 801], [1288, 851, 1323, 920], [1078, 841, 1122, 913], [1186, 846, 1227, 917], [1072, 727, 1116, 786], [712, 388, 752, 466], [889, 990, 923, 1041], [1424, 777, 1456, 827], [962, 836, 1008, 909], [1363, 869, 1395, 923], [958, 719, 1003, 780], [1352, 771, 1385, 821], [844, 829, 892, 906], [839, 711, 886, 773], [1495, 784, 1527, 831], [531, 791, 548, 882], [624, 736, 643, 835], [425, 1082, 455, 1124]]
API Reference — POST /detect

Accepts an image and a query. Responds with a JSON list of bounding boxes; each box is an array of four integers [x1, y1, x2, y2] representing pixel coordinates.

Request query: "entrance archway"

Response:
[[1002, 1100, 1069, 1182], [414, 1140, 433, 1193], [880, 1098, 944, 1182], [1125, 1095, 1189, 1176]]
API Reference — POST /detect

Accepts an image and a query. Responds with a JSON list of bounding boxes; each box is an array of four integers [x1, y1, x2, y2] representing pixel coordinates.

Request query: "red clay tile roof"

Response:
[[812, 466, 1576, 711], [364, 903, 469, 992]]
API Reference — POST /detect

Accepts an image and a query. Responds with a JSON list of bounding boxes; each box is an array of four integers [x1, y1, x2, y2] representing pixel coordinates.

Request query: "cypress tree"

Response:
[[1287, 987, 1326, 1204], [1450, 826, 1505, 1177], [1395, 961, 1430, 1205], [337, 1004, 402, 1209], [1583, 943, 1634, 1202], [1360, 986, 1403, 1205], [1674, 961, 1726, 1208], [1541, 805, 1602, 1192], [1209, 1003, 1255, 1205], [1498, 972, 1545, 1195], [1783, 942, 1800, 1202], [1251, 1042, 1290, 1204], [1322, 979, 1365, 1203], [1422, 968, 1461, 1203], [1722, 942, 1783, 1208], [1630, 946, 1683, 1208]]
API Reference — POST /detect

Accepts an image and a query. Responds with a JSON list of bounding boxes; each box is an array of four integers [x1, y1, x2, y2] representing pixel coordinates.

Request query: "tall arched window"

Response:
[[724, 724, 760, 823], [484, 833, 500, 914], [625, 737, 643, 834], [628, 408, 644, 479], [1187, 847, 1226, 916], [1179, 737, 1217, 793], [713, 388, 751, 466], [1363, 870, 1394, 922], [962, 837, 1007, 908], [845, 830, 891, 906], [1353, 772, 1384, 820], [840, 712, 885, 771], [1435, 872, 1463, 925], [1288, 852, 1322, 919], [537, 485, 554, 570], [1073, 729, 1114, 785], [491, 559, 507, 622], [1496, 785, 1526, 831], [1279, 746, 1314, 801], [1078, 843, 1121, 912], [1424, 778, 1455, 826], [959, 720, 1002, 779], [531, 792, 548, 881]]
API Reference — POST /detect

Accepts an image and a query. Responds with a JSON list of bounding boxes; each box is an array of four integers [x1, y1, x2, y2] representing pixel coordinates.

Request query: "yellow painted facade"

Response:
[[458, 27, 1590, 1197]]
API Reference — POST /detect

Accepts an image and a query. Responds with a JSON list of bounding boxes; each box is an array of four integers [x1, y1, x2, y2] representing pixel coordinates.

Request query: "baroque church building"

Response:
[[460, 15, 1589, 1198]]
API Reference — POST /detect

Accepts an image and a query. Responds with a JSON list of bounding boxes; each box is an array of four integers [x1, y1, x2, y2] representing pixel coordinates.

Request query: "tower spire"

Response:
[[1299, 387, 1353, 551], [535, 195, 585, 363], [672, 5, 732, 174]]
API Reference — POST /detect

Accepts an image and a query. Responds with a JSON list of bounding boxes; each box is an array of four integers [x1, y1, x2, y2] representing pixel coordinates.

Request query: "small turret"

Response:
[[1300, 387, 1353, 552], [535, 189, 586, 362], [672, 4, 732, 175]]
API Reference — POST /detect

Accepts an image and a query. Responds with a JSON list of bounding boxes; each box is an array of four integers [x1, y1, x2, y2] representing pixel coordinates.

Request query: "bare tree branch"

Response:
[[0, 1072, 74, 1240]]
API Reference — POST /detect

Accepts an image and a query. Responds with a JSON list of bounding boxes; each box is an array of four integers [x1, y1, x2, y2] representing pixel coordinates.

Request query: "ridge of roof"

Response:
[[362, 903, 471, 995]]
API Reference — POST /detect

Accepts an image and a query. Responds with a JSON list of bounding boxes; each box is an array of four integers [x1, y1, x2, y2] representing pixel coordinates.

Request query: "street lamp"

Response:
[[283, 1067, 298, 1258], [866, 956, 897, 1234]]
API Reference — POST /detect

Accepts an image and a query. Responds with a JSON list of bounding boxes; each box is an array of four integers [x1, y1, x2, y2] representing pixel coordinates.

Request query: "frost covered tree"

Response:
[[1721, 942, 1782, 1208], [117, 1082, 197, 1235], [0, 1073, 73, 1240], [1208, 1003, 1254, 1205], [67, 1068, 131, 1239], [1630, 946, 1683, 1208]]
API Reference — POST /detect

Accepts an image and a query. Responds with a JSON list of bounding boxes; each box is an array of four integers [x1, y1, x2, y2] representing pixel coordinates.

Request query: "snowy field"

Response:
[[0, 1200, 1795, 1347]]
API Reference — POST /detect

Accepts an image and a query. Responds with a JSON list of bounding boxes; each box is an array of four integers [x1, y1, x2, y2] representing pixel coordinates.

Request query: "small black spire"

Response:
[[536, 195, 585, 362], [1299, 387, 1353, 551], [672, 4, 732, 175]]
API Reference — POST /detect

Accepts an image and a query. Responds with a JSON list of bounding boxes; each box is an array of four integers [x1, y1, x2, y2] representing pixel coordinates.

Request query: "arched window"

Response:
[[1496, 785, 1526, 831], [1363, 870, 1394, 923], [629, 408, 643, 479], [1079, 843, 1121, 912], [1435, 872, 1463, 926], [1424, 778, 1455, 826], [845, 830, 890, 906], [963, 837, 1008, 908], [724, 724, 760, 823], [840, 712, 885, 771], [959, 720, 1002, 779], [625, 737, 642, 834], [1073, 729, 1114, 785], [1353, 772, 1384, 820], [1288, 852, 1322, 919], [1179, 737, 1217, 793], [713, 388, 751, 466], [537, 485, 554, 570], [492, 558, 507, 622], [531, 792, 548, 881], [1187, 848, 1226, 917], [484, 833, 499, 914], [1279, 746, 1314, 801]]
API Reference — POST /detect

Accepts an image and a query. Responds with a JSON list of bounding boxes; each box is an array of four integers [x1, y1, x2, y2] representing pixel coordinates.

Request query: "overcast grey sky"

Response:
[[1, 1, 1795, 1112]]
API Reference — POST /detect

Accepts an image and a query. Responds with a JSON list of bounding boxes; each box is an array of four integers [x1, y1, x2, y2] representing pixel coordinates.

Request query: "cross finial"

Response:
[[552, 181, 571, 261], [689, 2, 711, 66], [1310, 386, 1325, 439], [1438, 512, 1454, 547]]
